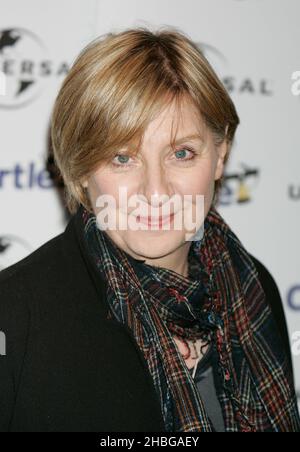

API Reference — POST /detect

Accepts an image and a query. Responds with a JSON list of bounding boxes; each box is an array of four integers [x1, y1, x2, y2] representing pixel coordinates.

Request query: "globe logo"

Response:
[[0, 27, 47, 108], [0, 234, 32, 270]]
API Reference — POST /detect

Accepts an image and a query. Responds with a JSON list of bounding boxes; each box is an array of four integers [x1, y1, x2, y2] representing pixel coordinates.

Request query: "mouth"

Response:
[[135, 212, 175, 227]]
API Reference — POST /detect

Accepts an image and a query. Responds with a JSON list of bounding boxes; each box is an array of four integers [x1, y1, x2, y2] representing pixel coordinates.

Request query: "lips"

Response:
[[136, 212, 175, 226]]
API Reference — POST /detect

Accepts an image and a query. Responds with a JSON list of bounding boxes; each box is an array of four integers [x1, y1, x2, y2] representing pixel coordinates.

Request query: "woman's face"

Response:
[[83, 95, 228, 273]]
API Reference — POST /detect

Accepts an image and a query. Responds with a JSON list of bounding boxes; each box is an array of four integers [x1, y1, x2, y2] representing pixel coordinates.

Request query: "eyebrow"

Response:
[[121, 133, 203, 154], [172, 133, 203, 144]]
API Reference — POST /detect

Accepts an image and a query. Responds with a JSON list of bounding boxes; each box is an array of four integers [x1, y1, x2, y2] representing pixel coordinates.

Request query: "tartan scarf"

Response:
[[81, 205, 300, 432]]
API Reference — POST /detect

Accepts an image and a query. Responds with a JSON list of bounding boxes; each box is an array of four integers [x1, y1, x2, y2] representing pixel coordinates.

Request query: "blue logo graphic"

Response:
[[0, 161, 54, 189]]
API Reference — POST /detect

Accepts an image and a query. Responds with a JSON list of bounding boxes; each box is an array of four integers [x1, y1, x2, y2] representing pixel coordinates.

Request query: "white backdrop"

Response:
[[1, 0, 299, 410]]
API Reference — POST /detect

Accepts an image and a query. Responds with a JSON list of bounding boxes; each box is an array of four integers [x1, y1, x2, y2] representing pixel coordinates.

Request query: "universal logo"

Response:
[[198, 42, 273, 96], [0, 27, 69, 108], [0, 69, 5, 96]]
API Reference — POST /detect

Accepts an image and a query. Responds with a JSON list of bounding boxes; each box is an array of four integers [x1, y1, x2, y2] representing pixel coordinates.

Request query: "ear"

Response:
[[214, 126, 229, 181], [82, 179, 89, 189]]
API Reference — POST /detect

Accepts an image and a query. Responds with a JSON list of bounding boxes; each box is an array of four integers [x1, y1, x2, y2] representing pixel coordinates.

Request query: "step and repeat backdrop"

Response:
[[0, 0, 299, 408]]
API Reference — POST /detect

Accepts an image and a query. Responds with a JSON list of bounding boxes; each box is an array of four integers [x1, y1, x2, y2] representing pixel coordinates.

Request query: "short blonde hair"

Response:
[[50, 26, 240, 215]]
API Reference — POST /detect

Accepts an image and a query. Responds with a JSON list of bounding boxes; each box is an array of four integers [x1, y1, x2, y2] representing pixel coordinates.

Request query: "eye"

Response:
[[173, 147, 196, 162], [111, 154, 132, 168], [111, 146, 196, 169]]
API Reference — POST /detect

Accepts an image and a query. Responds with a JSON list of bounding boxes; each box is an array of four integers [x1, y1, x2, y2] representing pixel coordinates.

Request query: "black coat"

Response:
[[0, 205, 293, 432]]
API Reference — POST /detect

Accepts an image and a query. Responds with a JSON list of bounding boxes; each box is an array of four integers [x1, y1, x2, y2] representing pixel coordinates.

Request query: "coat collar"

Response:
[[63, 204, 110, 318]]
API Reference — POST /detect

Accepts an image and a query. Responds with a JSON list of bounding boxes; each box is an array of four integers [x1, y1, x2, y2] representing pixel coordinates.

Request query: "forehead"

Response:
[[147, 95, 204, 135], [128, 96, 206, 151]]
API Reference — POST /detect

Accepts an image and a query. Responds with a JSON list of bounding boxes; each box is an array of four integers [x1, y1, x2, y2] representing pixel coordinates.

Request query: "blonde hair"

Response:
[[50, 26, 240, 215]]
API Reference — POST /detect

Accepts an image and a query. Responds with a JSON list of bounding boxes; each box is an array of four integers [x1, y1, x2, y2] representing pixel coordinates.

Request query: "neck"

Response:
[[129, 243, 191, 278]]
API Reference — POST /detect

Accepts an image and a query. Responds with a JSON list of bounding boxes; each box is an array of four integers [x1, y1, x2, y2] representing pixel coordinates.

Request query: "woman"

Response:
[[0, 27, 299, 432]]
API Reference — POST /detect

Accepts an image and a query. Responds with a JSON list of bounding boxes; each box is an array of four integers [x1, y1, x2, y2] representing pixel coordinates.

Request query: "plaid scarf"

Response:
[[82, 205, 300, 432]]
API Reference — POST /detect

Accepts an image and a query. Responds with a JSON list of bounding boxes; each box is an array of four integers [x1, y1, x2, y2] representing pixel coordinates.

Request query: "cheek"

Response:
[[89, 173, 120, 200], [177, 164, 215, 220], [178, 163, 215, 196], [88, 172, 138, 222], [86, 173, 121, 219]]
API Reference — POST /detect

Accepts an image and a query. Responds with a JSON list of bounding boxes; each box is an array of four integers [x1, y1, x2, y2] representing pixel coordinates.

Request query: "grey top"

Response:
[[189, 343, 226, 432]]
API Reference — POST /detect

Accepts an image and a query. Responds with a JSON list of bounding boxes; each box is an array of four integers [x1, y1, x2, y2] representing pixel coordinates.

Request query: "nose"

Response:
[[140, 163, 174, 212]]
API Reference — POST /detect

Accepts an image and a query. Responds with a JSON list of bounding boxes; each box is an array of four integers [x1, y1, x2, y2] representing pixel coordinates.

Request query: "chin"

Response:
[[125, 233, 185, 259]]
